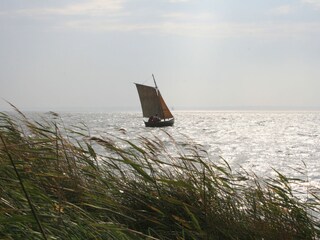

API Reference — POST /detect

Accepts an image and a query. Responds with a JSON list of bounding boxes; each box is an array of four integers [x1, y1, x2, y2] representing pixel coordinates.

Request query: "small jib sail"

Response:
[[135, 75, 174, 127]]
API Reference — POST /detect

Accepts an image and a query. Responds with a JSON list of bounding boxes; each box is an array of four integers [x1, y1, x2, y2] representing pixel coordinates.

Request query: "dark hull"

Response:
[[144, 118, 174, 127]]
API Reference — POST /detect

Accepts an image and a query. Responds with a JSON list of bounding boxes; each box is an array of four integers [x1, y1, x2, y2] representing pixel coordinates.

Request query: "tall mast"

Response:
[[152, 74, 165, 119], [152, 74, 158, 90]]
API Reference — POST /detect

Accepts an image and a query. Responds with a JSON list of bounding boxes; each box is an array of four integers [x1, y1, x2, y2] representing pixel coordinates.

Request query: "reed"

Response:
[[0, 110, 319, 239]]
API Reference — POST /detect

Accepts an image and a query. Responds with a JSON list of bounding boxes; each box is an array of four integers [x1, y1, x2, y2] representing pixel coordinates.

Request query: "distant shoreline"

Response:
[[1, 107, 320, 113]]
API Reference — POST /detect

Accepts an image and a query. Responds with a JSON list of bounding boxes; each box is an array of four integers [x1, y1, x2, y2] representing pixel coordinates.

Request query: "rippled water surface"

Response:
[[54, 111, 320, 188]]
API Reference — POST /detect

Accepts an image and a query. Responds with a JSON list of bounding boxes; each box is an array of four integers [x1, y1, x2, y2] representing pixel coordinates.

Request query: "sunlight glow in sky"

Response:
[[1, 0, 320, 111]]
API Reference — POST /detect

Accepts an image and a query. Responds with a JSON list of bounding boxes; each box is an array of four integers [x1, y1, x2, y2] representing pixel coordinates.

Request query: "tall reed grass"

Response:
[[0, 109, 319, 239]]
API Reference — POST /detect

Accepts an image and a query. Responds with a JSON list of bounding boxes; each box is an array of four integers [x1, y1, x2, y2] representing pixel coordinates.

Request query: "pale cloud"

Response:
[[270, 4, 297, 15], [16, 0, 125, 17], [160, 22, 320, 38], [3, 0, 320, 40], [167, 0, 193, 3], [302, 0, 320, 9], [64, 20, 159, 32], [162, 12, 215, 22], [63, 18, 320, 40]]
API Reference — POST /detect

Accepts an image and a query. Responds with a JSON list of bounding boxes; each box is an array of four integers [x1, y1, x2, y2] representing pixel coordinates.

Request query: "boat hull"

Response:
[[144, 118, 174, 127]]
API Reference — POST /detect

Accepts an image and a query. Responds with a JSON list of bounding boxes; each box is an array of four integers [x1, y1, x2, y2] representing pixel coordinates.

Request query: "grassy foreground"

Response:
[[0, 110, 320, 240]]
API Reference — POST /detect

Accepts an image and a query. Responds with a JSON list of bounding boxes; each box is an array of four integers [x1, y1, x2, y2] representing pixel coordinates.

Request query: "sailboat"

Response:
[[135, 74, 174, 127]]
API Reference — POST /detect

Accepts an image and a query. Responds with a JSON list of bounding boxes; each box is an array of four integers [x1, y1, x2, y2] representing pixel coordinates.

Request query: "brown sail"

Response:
[[159, 93, 173, 119], [135, 77, 174, 127]]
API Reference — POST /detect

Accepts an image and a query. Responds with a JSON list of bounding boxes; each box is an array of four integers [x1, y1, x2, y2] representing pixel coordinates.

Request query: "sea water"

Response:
[[40, 111, 320, 195]]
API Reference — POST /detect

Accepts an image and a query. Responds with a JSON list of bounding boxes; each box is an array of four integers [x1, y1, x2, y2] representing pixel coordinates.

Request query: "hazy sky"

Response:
[[1, 0, 320, 111]]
